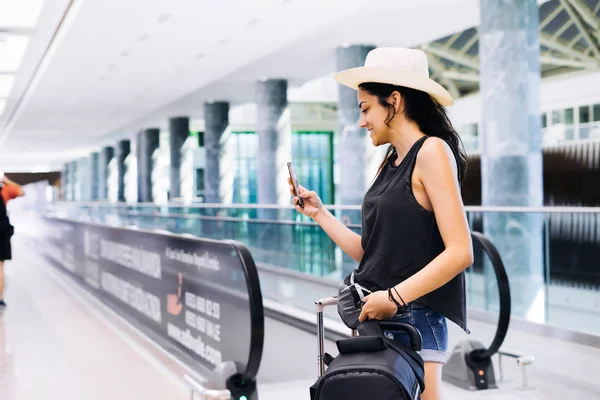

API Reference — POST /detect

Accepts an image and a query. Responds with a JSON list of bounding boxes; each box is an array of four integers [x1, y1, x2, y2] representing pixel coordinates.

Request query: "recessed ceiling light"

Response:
[[0, 0, 45, 28], [0, 75, 16, 97], [0, 99, 6, 116], [0, 35, 30, 72]]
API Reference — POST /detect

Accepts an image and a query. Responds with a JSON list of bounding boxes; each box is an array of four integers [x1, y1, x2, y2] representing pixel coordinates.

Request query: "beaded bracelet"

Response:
[[387, 288, 402, 309], [392, 287, 407, 307]]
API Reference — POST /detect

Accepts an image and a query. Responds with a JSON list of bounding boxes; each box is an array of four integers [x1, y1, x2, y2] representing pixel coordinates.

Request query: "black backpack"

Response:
[[310, 320, 425, 400]]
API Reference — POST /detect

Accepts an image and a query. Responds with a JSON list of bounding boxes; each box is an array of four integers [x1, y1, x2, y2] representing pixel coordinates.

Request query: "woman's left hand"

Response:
[[358, 290, 398, 323]]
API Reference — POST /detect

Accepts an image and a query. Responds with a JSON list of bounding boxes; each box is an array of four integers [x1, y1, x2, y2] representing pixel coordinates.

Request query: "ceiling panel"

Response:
[[0, 75, 15, 97], [7, 0, 374, 134], [0, 0, 45, 28], [0, 0, 485, 171], [0, 35, 30, 72]]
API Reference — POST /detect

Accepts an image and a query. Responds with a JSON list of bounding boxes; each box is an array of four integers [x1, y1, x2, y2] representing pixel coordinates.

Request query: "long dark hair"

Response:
[[359, 82, 467, 185]]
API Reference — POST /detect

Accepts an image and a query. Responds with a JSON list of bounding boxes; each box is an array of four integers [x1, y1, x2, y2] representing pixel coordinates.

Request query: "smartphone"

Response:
[[287, 162, 304, 208]]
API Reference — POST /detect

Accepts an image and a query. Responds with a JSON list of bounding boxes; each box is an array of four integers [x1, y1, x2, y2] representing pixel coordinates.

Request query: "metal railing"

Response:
[[183, 375, 230, 400], [47, 201, 600, 337]]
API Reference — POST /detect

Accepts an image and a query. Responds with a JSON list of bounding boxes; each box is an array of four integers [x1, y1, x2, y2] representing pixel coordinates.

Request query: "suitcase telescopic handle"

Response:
[[378, 321, 423, 351], [315, 296, 338, 312]]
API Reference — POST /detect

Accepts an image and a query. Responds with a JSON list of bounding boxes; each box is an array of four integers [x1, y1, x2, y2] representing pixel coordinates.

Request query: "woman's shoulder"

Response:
[[419, 136, 451, 156], [417, 137, 457, 170]]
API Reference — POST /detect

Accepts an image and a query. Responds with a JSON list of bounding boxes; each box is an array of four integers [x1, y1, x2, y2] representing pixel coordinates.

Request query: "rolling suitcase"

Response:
[[310, 296, 426, 400]]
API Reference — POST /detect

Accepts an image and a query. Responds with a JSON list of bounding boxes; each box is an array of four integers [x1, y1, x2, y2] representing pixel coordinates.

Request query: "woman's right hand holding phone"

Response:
[[288, 177, 323, 219]]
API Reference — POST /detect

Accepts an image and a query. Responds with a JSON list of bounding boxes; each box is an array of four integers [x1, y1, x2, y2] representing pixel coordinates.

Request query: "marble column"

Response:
[[479, 0, 544, 321], [116, 139, 130, 202], [70, 160, 78, 201], [169, 117, 189, 200], [256, 79, 291, 267], [89, 152, 99, 201], [137, 128, 160, 203], [62, 163, 70, 201], [336, 45, 375, 206], [78, 157, 90, 201], [99, 146, 114, 200], [256, 79, 289, 206], [336, 44, 375, 278], [204, 102, 229, 204]]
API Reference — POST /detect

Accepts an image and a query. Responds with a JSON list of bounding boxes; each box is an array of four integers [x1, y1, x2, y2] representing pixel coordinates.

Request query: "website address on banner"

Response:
[[167, 323, 222, 367]]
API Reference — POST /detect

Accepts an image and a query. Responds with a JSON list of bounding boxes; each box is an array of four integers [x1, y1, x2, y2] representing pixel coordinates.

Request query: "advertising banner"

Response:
[[34, 216, 264, 380]]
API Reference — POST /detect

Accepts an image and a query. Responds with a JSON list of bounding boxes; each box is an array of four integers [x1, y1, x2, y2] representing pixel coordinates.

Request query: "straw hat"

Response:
[[334, 47, 454, 106]]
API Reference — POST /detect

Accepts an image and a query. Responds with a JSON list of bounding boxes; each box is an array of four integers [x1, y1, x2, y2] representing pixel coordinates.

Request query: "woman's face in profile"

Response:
[[358, 88, 392, 147]]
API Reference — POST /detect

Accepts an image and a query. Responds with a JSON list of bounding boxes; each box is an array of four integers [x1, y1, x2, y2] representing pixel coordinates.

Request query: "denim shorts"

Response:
[[383, 302, 448, 364]]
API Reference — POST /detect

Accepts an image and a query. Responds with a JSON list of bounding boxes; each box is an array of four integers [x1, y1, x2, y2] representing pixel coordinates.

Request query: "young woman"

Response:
[[0, 175, 24, 308], [288, 48, 473, 400]]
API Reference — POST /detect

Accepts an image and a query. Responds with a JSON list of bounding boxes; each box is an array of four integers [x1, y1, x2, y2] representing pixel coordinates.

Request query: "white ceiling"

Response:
[[0, 0, 482, 172]]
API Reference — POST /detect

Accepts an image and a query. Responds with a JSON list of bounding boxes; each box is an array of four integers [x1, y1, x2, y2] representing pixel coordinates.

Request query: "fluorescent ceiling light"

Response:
[[0, 75, 15, 97], [0, 99, 6, 116], [0, 35, 30, 72], [0, 0, 45, 28]]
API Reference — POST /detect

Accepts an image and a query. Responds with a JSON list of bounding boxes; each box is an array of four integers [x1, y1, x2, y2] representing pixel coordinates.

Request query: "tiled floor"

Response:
[[2, 236, 600, 400]]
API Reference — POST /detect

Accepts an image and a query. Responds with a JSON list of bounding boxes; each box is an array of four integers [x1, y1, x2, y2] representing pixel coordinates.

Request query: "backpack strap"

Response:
[[357, 319, 426, 394], [358, 320, 422, 351], [309, 377, 321, 400], [379, 338, 425, 395]]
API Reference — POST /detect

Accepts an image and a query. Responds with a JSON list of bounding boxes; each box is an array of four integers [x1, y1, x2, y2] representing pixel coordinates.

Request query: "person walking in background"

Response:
[[0, 174, 24, 308]]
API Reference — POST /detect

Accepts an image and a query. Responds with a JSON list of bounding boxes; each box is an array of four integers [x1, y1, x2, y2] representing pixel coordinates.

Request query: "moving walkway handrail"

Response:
[[51, 201, 600, 213], [469, 231, 511, 361], [226, 239, 265, 381]]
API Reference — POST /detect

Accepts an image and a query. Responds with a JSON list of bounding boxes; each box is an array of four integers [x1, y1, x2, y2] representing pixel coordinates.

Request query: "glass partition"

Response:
[[47, 202, 600, 336]]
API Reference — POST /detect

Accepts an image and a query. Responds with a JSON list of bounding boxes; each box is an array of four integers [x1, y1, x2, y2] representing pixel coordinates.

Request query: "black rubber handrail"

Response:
[[226, 239, 265, 381], [470, 231, 511, 361]]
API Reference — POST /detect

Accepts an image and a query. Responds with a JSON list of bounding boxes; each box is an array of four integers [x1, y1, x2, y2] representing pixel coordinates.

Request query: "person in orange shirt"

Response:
[[0, 175, 24, 308]]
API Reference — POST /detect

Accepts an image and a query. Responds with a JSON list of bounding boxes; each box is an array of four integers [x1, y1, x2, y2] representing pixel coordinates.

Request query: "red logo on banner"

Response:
[[167, 273, 183, 316]]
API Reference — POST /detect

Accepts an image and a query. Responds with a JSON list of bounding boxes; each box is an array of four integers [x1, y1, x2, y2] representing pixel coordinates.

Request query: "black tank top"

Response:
[[348, 136, 469, 333]]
